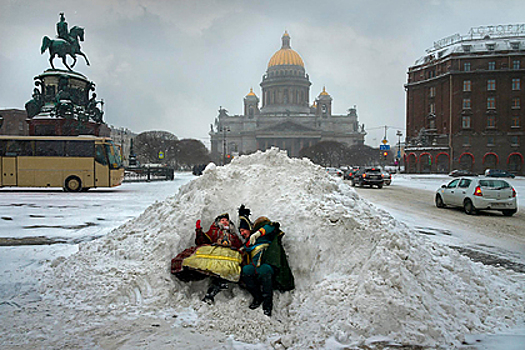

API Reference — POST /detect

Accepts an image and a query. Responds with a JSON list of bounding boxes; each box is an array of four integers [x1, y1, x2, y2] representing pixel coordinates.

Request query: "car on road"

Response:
[[325, 167, 343, 177], [449, 169, 478, 177], [351, 167, 384, 188], [344, 167, 360, 180], [484, 169, 516, 178], [382, 170, 392, 185], [435, 177, 518, 216]]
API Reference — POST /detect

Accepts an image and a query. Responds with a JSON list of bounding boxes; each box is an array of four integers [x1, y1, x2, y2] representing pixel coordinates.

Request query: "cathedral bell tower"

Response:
[[315, 87, 333, 118], [243, 88, 260, 118], [260, 31, 311, 115]]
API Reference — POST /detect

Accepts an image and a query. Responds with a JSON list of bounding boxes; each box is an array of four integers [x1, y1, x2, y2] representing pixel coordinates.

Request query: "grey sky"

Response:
[[1, 0, 524, 147]]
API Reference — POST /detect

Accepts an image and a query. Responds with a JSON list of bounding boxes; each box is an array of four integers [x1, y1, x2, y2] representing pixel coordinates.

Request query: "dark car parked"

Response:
[[449, 170, 478, 177], [351, 167, 384, 188], [484, 169, 515, 178]]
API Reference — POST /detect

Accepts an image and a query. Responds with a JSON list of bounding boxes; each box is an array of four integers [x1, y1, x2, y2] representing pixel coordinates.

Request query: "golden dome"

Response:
[[268, 31, 304, 68], [246, 88, 256, 96], [319, 86, 330, 96]]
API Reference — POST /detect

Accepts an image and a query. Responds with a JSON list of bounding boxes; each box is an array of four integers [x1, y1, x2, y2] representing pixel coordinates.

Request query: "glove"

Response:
[[249, 231, 262, 245], [196, 220, 202, 230]]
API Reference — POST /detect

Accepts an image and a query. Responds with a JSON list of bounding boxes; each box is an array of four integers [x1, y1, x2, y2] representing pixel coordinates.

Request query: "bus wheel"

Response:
[[65, 176, 82, 192]]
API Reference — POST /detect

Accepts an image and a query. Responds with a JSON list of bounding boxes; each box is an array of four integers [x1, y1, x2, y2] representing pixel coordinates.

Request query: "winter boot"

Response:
[[259, 268, 273, 317], [243, 274, 263, 310], [202, 280, 222, 304], [249, 297, 263, 310]]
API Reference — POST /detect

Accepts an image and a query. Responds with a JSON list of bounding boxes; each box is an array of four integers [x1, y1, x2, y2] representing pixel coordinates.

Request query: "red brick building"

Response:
[[405, 25, 525, 175]]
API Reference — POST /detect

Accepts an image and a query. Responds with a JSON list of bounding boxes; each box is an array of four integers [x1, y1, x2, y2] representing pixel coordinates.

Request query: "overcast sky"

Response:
[[1, 0, 524, 147]]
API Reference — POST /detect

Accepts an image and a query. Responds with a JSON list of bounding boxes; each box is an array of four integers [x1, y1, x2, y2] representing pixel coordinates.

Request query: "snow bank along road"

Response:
[[1, 154, 524, 350], [352, 176, 525, 272]]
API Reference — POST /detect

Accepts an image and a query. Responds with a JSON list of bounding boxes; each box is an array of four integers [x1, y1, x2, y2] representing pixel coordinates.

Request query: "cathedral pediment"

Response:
[[259, 121, 317, 132]]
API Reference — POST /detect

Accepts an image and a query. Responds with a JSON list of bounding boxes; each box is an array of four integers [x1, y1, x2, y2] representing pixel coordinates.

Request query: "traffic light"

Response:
[[383, 151, 388, 160]]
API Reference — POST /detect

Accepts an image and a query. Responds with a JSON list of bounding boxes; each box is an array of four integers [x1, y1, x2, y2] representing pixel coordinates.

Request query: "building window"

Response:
[[19, 121, 24, 131], [487, 137, 495, 146], [463, 98, 471, 109], [429, 103, 435, 114], [488, 61, 496, 70], [464, 62, 471, 71], [463, 80, 471, 91], [512, 78, 521, 90], [512, 97, 520, 109], [513, 60, 520, 69], [487, 79, 496, 91], [463, 136, 470, 145], [487, 97, 496, 109], [511, 136, 519, 145], [429, 86, 436, 97], [462, 116, 471, 128], [487, 115, 496, 128], [512, 116, 520, 128]]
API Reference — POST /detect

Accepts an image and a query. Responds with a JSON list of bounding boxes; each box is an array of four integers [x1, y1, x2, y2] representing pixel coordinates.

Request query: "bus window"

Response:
[[65, 141, 94, 157], [95, 144, 108, 165], [35, 141, 65, 156], [105, 144, 122, 169], [4, 140, 34, 156]]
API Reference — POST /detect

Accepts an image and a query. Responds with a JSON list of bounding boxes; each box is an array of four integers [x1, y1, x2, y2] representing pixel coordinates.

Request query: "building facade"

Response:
[[210, 32, 365, 160], [405, 24, 525, 175], [0, 109, 30, 136]]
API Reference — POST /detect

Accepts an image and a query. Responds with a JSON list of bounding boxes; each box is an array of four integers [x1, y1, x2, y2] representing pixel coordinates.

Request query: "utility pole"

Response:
[[220, 126, 230, 165], [396, 130, 402, 173]]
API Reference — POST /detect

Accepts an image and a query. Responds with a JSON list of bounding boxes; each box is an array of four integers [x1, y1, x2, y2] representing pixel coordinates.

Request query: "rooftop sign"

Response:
[[468, 24, 525, 38], [427, 24, 525, 53]]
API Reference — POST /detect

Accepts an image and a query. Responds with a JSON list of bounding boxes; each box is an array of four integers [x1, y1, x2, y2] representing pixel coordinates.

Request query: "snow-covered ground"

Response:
[[0, 150, 524, 349]]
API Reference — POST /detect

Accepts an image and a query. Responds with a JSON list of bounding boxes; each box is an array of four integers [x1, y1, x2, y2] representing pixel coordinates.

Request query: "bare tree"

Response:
[[134, 130, 178, 165], [345, 144, 379, 166], [299, 141, 348, 167], [175, 139, 210, 169]]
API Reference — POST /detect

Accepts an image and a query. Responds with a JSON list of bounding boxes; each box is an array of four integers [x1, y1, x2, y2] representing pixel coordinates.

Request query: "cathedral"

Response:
[[210, 32, 366, 160]]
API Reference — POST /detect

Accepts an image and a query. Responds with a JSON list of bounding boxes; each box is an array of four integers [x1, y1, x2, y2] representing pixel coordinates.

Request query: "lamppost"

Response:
[[396, 130, 403, 173], [220, 125, 230, 165]]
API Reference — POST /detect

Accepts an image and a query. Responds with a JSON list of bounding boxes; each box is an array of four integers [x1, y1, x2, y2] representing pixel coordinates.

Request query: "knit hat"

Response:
[[238, 205, 253, 231]]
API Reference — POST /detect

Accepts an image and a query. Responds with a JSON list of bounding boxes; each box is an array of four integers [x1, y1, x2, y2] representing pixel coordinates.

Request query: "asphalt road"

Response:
[[351, 181, 525, 272]]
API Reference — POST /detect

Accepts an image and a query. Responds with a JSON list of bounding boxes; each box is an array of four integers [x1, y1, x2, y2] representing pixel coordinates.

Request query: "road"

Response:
[[351, 181, 525, 271]]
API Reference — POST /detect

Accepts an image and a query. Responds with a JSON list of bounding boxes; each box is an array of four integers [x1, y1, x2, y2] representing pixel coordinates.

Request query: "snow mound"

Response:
[[42, 148, 525, 348]]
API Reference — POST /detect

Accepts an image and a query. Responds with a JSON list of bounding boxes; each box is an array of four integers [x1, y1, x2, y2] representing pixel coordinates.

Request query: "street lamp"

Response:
[[220, 125, 230, 165], [396, 130, 403, 173]]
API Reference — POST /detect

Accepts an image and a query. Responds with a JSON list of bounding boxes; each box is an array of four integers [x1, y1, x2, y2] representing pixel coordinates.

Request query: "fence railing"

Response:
[[124, 166, 175, 182]]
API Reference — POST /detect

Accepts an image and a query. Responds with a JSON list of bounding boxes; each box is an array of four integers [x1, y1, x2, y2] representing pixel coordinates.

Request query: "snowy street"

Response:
[[0, 153, 524, 349], [353, 174, 525, 272]]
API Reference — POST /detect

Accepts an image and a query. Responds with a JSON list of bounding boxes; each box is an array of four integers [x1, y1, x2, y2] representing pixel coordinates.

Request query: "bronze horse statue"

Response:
[[41, 26, 90, 71]]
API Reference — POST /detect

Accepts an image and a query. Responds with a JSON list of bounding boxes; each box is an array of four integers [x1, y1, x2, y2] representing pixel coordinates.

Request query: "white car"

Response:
[[325, 167, 343, 177], [435, 177, 518, 216]]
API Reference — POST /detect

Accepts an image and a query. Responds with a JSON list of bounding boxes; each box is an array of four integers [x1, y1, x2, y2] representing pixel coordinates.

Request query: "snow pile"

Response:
[[41, 148, 525, 348]]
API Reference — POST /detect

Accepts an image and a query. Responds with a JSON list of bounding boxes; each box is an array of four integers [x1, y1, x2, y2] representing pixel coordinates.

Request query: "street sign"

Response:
[[382, 139, 388, 144], [380, 145, 390, 150], [158, 151, 165, 160]]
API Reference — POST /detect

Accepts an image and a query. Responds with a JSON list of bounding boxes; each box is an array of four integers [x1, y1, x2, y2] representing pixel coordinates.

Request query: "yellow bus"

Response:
[[0, 135, 124, 191]]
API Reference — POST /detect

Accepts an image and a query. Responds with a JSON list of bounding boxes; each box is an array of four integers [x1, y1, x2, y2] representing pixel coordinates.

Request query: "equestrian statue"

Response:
[[41, 13, 90, 71]]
